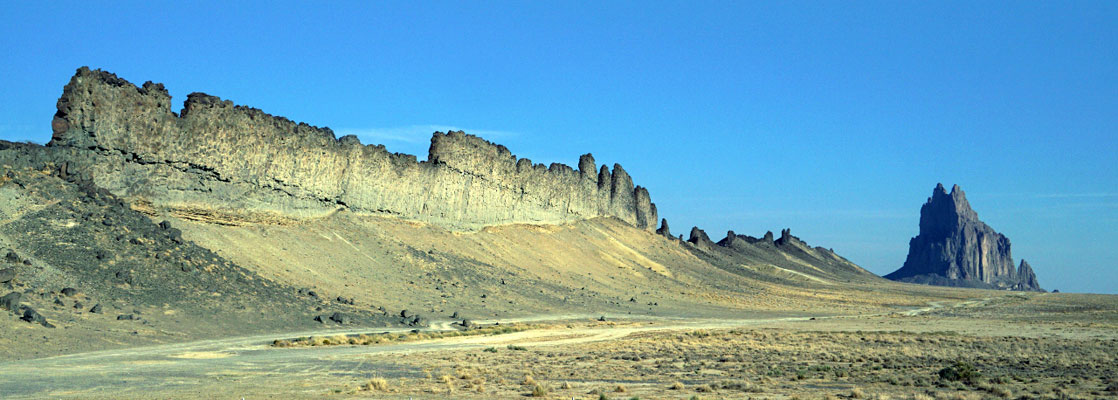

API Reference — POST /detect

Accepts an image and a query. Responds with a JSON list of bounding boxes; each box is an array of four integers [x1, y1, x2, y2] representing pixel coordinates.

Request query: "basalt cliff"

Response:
[[45, 67, 657, 230], [886, 184, 1042, 291], [0, 67, 897, 360]]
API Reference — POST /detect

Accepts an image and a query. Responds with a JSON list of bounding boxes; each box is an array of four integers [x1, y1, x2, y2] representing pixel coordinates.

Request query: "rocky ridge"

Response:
[[47, 67, 657, 230], [886, 184, 1042, 291]]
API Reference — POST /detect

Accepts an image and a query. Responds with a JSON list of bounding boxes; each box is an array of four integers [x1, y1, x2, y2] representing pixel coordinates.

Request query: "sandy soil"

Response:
[[2, 292, 1114, 399]]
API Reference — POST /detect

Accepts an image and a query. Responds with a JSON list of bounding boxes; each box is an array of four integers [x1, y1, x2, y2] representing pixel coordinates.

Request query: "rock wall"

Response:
[[886, 184, 1042, 291], [47, 67, 657, 230]]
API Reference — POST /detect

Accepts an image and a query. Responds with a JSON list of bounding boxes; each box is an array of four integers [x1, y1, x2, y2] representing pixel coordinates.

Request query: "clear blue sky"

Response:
[[2, 2, 1115, 293]]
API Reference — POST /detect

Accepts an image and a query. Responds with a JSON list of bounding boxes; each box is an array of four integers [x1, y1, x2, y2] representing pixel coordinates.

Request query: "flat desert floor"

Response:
[[1, 291, 1115, 399]]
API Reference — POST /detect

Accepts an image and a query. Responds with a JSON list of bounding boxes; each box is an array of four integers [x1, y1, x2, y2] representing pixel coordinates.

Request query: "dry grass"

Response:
[[362, 377, 388, 391], [529, 383, 549, 397], [272, 323, 534, 347], [349, 322, 1117, 399]]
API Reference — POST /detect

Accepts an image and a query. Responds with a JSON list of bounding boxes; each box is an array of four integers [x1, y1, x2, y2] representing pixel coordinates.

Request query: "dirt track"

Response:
[[0, 314, 831, 398], [0, 298, 976, 399]]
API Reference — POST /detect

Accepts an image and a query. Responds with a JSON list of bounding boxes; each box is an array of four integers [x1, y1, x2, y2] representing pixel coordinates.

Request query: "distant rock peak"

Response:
[[887, 184, 1042, 291]]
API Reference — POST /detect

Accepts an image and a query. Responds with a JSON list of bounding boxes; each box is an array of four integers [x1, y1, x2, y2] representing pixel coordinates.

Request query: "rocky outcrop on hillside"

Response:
[[687, 227, 714, 249], [656, 218, 672, 238], [47, 67, 657, 230], [885, 184, 1042, 291]]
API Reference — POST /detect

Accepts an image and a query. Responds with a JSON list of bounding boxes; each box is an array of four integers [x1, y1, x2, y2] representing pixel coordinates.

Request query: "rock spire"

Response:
[[885, 184, 1042, 291]]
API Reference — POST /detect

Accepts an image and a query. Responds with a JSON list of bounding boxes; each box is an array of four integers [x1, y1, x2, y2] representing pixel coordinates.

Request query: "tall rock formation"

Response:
[[886, 184, 1042, 291], [46, 67, 657, 230], [656, 218, 672, 238]]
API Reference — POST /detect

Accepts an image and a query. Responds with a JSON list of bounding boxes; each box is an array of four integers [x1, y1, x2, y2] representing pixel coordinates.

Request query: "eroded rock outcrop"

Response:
[[687, 227, 714, 249], [47, 67, 657, 230], [886, 184, 1042, 291], [656, 218, 672, 238]]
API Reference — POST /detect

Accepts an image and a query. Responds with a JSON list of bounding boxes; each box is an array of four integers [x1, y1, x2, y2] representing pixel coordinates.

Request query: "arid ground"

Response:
[[2, 291, 1114, 399]]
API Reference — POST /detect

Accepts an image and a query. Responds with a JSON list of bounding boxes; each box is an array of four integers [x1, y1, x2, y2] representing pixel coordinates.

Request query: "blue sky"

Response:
[[2, 2, 1115, 293]]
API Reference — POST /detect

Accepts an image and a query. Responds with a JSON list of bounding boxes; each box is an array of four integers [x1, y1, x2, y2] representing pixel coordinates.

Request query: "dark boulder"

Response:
[[89, 303, 102, 313], [167, 228, 183, 244], [116, 314, 135, 320], [60, 287, 77, 297], [329, 312, 350, 324], [0, 267, 15, 283], [21, 307, 53, 328], [1, 291, 21, 312]]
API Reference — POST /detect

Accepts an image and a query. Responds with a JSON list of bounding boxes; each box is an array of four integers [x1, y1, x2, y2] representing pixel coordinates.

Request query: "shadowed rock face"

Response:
[[47, 67, 657, 230], [886, 184, 1042, 291]]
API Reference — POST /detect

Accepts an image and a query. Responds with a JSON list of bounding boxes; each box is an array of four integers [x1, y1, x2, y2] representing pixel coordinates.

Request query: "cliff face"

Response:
[[47, 67, 657, 230], [886, 184, 1042, 291]]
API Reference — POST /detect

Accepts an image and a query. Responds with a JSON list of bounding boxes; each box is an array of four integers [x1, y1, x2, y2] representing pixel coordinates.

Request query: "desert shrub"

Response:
[[938, 361, 981, 384], [614, 384, 627, 392], [530, 383, 549, 397], [695, 384, 713, 392], [850, 388, 865, 398], [363, 377, 388, 391], [507, 344, 528, 351], [670, 381, 685, 390], [719, 380, 761, 392], [483, 347, 498, 353]]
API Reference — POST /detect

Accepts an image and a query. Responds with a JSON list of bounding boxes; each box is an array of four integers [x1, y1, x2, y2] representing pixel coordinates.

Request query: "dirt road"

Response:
[[0, 301, 962, 399]]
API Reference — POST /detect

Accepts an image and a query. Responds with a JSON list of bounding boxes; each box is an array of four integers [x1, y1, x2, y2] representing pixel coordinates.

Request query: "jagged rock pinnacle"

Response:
[[886, 184, 1042, 291], [656, 218, 672, 238]]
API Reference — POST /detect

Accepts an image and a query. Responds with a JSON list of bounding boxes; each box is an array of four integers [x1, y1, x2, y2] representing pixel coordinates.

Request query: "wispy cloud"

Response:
[[335, 125, 519, 145]]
